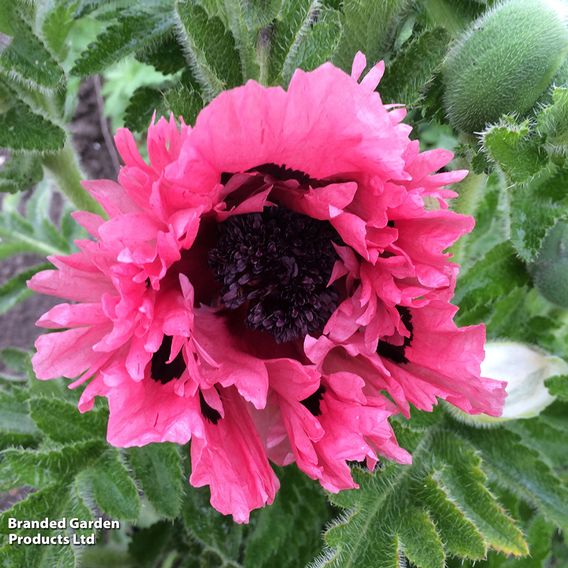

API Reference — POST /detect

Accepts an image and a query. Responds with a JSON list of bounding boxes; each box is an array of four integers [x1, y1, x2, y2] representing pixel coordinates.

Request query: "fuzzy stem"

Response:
[[451, 170, 487, 266], [42, 144, 104, 215], [422, 0, 469, 36], [256, 26, 272, 86]]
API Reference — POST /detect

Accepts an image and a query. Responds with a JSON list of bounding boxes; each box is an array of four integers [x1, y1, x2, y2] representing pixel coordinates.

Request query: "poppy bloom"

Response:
[[29, 53, 506, 522]]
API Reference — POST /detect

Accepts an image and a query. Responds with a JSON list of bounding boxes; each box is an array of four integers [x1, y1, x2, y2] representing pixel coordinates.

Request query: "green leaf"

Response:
[[41, 2, 76, 62], [0, 481, 91, 567], [79, 449, 141, 520], [175, 2, 242, 98], [459, 426, 568, 532], [454, 242, 530, 326], [29, 397, 108, 444], [318, 427, 526, 568], [136, 33, 187, 75], [0, 1, 65, 91], [333, 0, 410, 72], [0, 152, 43, 193], [268, 0, 317, 84], [0, 82, 66, 151], [537, 86, 568, 154], [127, 444, 183, 518], [244, 466, 330, 568], [0, 263, 50, 315], [482, 119, 547, 183], [72, 8, 176, 77], [128, 521, 175, 567], [0, 441, 107, 490], [221, 0, 260, 81], [124, 85, 167, 131], [0, 182, 75, 259], [0, 387, 39, 449], [280, 6, 342, 84], [379, 28, 451, 105], [163, 80, 204, 123], [182, 484, 243, 563], [545, 375, 568, 400]]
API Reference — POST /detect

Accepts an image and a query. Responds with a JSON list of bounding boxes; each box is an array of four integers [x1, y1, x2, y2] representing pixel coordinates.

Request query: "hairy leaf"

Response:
[[127, 443, 183, 518], [0, 1, 65, 90], [333, 0, 410, 72], [29, 398, 108, 444], [380, 28, 450, 105], [244, 466, 330, 568], [72, 7, 176, 76], [175, 1, 242, 98], [0, 152, 43, 193]]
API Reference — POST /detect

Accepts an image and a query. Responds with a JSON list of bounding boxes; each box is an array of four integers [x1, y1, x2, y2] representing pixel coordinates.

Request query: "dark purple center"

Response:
[[208, 207, 340, 343]]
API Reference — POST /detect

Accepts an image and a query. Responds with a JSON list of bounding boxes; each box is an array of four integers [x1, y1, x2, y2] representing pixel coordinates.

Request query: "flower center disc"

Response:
[[208, 207, 339, 343]]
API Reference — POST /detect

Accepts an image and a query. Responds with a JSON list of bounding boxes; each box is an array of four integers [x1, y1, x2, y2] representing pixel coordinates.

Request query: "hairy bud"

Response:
[[443, 0, 568, 133], [531, 221, 568, 308]]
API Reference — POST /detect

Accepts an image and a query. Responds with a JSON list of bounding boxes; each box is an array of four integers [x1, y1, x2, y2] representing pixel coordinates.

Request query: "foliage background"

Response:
[[0, 0, 568, 567]]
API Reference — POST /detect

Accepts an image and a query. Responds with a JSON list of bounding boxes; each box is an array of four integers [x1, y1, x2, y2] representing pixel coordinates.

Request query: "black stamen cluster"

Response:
[[208, 208, 339, 343]]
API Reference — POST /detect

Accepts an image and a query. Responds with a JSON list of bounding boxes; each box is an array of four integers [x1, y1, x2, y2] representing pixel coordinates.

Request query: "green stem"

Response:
[[451, 170, 487, 266], [256, 27, 272, 86], [42, 144, 105, 215], [422, 0, 469, 37]]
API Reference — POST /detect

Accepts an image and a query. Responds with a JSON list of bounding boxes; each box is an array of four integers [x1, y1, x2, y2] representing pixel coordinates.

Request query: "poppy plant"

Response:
[[29, 53, 506, 523]]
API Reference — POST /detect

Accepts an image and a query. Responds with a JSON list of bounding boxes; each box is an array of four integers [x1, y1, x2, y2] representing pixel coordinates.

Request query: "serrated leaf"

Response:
[[0, 1, 65, 91], [418, 476, 486, 560], [244, 466, 330, 568], [0, 86, 66, 151], [29, 397, 108, 444], [281, 6, 341, 84], [163, 80, 204, 123], [459, 426, 568, 532], [127, 443, 183, 518], [41, 2, 76, 62], [509, 166, 568, 262], [537, 86, 568, 154], [454, 242, 530, 326], [483, 120, 547, 183], [0, 480, 92, 567], [0, 440, 106, 490], [175, 1, 242, 98], [545, 375, 568, 400], [221, 0, 260, 81], [268, 0, 317, 84], [80, 449, 141, 520], [135, 33, 187, 75], [0, 152, 43, 193], [317, 427, 526, 568], [72, 8, 176, 76], [333, 0, 410, 72], [380, 28, 450, 105]]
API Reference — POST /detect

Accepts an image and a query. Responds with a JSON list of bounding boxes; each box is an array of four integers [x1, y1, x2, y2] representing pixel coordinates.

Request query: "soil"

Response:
[[0, 77, 118, 358]]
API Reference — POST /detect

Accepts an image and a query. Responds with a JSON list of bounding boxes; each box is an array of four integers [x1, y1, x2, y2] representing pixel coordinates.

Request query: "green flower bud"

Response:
[[531, 221, 568, 308], [448, 341, 568, 426], [443, 0, 568, 133]]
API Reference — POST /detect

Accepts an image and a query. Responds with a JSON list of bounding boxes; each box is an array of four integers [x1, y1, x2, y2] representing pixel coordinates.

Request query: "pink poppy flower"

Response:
[[29, 52, 506, 523]]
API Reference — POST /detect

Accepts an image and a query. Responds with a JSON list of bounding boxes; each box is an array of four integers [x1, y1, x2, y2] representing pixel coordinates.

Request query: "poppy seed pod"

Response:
[[531, 221, 568, 308], [443, 0, 568, 133]]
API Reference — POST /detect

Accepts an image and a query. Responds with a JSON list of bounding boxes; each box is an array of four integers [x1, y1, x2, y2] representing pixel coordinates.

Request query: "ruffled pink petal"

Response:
[[190, 387, 279, 523]]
